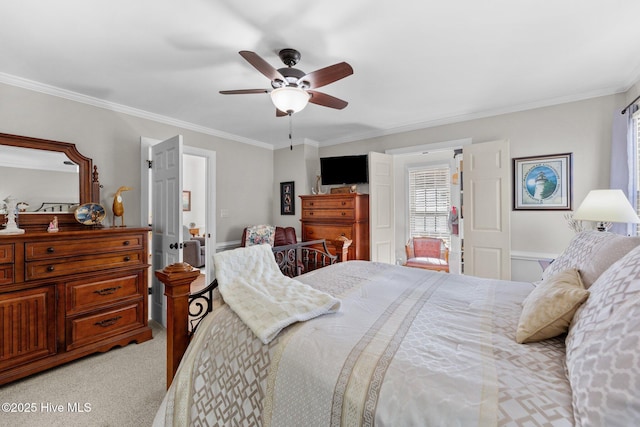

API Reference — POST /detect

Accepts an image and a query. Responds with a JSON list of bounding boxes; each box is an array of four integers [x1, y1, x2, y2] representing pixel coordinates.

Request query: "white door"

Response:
[[369, 152, 395, 263], [463, 139, 511, 279], [150, 135, 183, 326]]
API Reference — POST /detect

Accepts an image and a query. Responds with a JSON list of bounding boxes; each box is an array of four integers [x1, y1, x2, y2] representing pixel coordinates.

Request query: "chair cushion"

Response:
[[405, 257, 449, 271], [412, 238, 442, 258]]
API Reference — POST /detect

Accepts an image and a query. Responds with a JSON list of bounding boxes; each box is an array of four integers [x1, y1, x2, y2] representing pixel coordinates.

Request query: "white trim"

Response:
[[387, 138, 472, 155], [0, 72, 272, 150], [321, 87, 628, 147], [216, 240, 241, 251], [510, 250, 558, 261]]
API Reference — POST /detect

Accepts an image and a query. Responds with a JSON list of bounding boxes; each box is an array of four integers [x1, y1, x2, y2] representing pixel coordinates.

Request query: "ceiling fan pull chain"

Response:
[[289, 112, 293, 150]]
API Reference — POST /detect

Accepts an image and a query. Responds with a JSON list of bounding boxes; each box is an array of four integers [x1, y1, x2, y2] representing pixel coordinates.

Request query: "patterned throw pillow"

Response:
[[565, 245, 640, 425], [245, 225, 276, 246], [516, 268, 589, 344], [542, 231, 640, 289]]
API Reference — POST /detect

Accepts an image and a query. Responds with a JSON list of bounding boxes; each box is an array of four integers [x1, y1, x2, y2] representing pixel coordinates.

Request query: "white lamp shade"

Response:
[[572, 189, 640, 224], [270, 87, 310, 114]]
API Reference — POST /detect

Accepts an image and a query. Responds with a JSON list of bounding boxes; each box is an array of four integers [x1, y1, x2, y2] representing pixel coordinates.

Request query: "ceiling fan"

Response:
[[220, 48, 353, 116]]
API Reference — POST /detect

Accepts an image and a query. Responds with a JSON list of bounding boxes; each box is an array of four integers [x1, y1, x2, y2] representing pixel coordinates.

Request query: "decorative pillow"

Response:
[[516, 268, 589, 344], [565, 244, 640, 425], [541, 231, 640, 289], [244, 225, 276, 246]]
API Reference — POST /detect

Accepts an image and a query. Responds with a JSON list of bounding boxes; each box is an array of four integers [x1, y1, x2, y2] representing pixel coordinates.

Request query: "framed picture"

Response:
[[182, 190, 191, 211], [513, 153, 572, 210], [280, 181, 295, 215]]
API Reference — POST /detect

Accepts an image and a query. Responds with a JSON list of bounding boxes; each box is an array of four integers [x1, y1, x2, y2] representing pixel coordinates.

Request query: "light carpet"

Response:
[[0, 321, 166, 427]]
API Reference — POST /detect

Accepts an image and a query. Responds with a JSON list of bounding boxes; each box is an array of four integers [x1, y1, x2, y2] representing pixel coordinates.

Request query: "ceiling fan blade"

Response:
[[300, 62, 353, 89], [219, 89, 268, 95], [276, 109, 288, 117], [307, 90, 349, 109], [239, 51, 286, 83]]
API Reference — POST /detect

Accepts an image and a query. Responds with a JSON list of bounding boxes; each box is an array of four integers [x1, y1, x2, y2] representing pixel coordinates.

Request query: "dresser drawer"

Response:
[[25, 234, 144, 261], [302, 209, 355, 220], [66, 272, 143, 315], [0, 244, 14, 263], [303, 224, 353, 241], [66, 301, 144, 351], [302, 198, 355, 210], [0, 265, 14, 286], [26, 252, 143, 281]]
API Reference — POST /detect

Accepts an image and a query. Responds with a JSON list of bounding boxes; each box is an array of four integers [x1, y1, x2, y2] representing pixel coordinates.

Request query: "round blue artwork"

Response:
[[525, 165, 558, 200]]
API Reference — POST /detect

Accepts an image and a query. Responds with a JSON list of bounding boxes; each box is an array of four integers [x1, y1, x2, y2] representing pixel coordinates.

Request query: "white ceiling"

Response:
[[1, 1, 639, 149]]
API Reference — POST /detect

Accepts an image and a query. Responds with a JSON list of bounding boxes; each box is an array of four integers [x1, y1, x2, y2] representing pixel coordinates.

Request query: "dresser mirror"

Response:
[[0, 133, 97, 230]]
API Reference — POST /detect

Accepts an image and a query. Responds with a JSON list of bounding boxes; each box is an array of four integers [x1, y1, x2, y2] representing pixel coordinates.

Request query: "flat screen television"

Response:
[[320, 154, 369, 185]]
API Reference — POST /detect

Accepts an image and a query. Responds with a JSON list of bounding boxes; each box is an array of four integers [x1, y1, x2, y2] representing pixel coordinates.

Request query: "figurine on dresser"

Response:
[[0, 195, 25, 235]]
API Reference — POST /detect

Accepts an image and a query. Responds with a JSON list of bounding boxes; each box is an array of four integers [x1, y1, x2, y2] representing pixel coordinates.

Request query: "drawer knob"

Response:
[[47, 265, 55, 272], [47, 247, 55, 253], [94, 316, 122, 328], [123, 256, 131, 262], [93, 286, 123, 296], [341, 212, 346, 216], [123, 240, 130, 246], [309, 212, 314, 216], [342, 201, 346, 205]]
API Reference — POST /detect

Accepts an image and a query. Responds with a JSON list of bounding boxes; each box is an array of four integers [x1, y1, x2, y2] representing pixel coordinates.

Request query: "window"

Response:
[[408, 165, 451, 246]]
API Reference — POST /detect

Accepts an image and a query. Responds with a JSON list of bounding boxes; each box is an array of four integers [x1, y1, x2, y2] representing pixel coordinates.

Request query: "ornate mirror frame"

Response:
[[0, 132, 97, 230]]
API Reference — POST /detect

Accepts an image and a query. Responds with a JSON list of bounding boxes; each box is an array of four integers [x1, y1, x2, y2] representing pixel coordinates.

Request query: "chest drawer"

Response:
[[0, 265, 14, 286], [66, 272, 143, 315], [26, 252, 143, 281], [302, 198, 355, 210], [66, 300, 145, 351], [302, 209, 355, 220], [303, 224, 353, 241], [0, 244, 14, 263], [25, 235, 144, 261]]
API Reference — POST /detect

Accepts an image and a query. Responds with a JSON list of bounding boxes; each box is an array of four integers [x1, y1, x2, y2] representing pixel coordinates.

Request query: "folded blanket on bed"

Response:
[[214, 244, 341, 344]]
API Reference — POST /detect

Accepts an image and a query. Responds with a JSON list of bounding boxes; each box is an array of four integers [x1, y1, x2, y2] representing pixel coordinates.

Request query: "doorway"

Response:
[[140, 137, 216, 326]]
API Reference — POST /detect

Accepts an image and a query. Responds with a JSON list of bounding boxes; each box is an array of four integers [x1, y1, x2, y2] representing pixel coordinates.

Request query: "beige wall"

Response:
[[0, 82, 274, 244], [2, 79, 634, 261], [318, 94, 626, 261]]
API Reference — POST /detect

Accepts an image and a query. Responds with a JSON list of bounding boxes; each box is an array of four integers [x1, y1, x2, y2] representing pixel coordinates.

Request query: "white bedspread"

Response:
[[214, 244, 340, 344], [155, 261, 574, 426]]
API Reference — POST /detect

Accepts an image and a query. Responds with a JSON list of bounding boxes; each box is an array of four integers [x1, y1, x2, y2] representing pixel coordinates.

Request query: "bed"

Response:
[[154, 231, 640, 426]]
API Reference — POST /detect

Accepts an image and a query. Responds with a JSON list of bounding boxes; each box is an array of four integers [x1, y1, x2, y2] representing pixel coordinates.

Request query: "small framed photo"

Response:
[[280, 181, 295, 215], [182, 190, 191, 211], [513, 153, 572, 210]]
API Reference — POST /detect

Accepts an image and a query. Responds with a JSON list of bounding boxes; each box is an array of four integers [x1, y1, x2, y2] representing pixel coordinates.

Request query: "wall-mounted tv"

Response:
[[320, 154, 369, 185]]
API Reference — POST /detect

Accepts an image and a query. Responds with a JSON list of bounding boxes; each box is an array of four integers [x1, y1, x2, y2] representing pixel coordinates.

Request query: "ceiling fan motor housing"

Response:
[[272, 67, 307, 89]]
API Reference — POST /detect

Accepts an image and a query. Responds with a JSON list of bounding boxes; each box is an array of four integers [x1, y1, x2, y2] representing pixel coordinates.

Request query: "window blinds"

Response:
[[408, 165, 451, 245]]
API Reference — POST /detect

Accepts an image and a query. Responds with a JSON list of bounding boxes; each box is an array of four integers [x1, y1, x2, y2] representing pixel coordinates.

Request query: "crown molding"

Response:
[[0, 72, 273, 150]]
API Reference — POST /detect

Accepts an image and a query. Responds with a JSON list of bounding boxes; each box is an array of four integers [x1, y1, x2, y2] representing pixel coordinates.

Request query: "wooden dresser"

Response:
[[300, 193, 370, 261], [0, 227, 152, 385]]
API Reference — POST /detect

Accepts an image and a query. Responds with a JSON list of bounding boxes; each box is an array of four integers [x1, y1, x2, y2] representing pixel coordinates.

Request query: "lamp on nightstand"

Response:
[[572, 189, 640, 231]]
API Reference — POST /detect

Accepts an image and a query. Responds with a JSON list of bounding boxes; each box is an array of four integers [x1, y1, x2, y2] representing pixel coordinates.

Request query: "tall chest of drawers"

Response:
[[300, 193, 370, 261], [0, 227, 152, 385]]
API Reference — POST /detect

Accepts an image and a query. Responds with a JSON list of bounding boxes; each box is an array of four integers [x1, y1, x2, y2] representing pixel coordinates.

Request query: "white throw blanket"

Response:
[[214, 244, 341, 344]]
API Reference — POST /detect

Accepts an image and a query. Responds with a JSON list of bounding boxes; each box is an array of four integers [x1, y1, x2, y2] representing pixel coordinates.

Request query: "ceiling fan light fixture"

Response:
[[270, 86, 310, 114]]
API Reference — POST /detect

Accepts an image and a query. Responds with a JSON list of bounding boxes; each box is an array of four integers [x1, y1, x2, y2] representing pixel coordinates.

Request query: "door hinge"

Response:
[[147, 160, 152, 168]]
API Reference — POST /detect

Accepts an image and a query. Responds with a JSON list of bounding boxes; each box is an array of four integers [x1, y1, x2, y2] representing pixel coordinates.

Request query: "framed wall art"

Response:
[[513, 153, 572, 210], [182, 190, 191, 211], [280, 181, 295, 215]]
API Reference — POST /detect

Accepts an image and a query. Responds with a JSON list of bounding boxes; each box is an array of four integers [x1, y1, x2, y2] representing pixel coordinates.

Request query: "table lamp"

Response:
[[572, 189, 640, 231]]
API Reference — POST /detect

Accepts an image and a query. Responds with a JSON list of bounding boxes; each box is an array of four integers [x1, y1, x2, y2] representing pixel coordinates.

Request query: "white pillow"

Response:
[[565, 245, 640, 425], [542, 231, 640, 288]]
